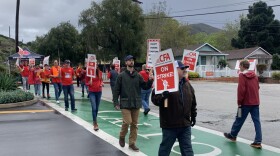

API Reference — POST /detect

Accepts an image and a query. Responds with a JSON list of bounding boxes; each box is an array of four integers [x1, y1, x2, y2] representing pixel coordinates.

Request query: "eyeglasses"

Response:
[[180, 67, 185, 70]]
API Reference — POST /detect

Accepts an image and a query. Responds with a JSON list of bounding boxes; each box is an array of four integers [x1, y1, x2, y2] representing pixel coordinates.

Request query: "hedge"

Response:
[[272, 72, 280, 80], [188, 72, 200, 78], [0, 89, 34, 104]]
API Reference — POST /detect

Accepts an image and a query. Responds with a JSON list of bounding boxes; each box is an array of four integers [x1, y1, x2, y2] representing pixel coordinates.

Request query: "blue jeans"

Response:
[[22, 77, 29, 91], [62, 85, 76, 110], [159, 126, 193, 156], [53, 83, 62, 101], [34, 84, 41, 96], [141, 88, 152, 111], [89, 91, 102, 122], [81, 81, 88, 95], [230, 105, 262, 143]]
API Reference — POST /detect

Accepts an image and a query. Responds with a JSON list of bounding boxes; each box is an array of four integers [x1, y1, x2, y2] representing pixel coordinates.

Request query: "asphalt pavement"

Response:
[[0, 102, 126, 156]]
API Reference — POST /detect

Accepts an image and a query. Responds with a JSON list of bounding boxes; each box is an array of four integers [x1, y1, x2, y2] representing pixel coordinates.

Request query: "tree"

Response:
[[31, 22, 82, 65], [231, 1, 280, 55], [79, 0, 145, 62], [143, 1, 193, 61], [271, 54, 280, 70]]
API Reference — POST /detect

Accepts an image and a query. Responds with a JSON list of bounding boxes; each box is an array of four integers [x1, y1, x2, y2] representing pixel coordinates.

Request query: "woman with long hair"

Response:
[[86, 66, 103, 131]]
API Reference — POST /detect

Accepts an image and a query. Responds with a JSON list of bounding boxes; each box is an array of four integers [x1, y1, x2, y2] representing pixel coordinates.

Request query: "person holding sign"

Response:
[[224, 60, 262, 149], [113, 55, 154, 152], [151, 60, 197, 156], [17, 61, 29, 92], [61, 60, 77, 112], [86, 67, 103, 131]]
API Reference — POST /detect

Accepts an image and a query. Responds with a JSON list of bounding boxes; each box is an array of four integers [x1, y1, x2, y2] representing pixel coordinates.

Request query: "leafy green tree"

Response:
[[31, 22, 82, 65], [271, 54, 280, 70], [79, 0, 145, 62], [143, 1, 193, 60], [231, 1, 280, 55]]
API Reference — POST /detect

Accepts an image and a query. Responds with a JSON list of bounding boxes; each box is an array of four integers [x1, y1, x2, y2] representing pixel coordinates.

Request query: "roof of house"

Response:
[[223, 47, 272, 60]]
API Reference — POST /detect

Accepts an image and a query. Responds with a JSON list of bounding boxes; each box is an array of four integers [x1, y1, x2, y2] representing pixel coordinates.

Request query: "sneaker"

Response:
[[56, 101, 60, 104], [65, 108, 68, 111], [129, 144, 139, 152], [224, 133, 236, 142], [250, 142, 262, 149], [71, 108, 77, 112], [144, 108, 150, 115], [119, 137, 125, 147]]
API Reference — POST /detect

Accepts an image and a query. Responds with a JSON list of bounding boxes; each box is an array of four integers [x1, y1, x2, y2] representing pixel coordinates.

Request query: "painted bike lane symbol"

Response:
[[171, 135, 222, 156]]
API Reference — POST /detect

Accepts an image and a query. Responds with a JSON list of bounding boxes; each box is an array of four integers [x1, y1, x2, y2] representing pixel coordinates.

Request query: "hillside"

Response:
[[0, 35, 26, 63], [0, 35, 15, 63], [189, 23, 222, 35]]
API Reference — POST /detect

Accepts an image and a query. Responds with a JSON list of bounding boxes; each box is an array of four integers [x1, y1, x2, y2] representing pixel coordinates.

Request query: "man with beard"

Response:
[[113, 55, 154, 152]]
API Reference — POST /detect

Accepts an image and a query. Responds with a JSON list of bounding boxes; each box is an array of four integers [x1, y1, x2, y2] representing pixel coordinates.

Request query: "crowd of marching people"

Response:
[[16, 55, 261, 155]]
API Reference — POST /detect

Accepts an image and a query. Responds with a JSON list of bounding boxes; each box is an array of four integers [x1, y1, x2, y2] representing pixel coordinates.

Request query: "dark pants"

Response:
[[42, 82, 50, 95], [62, 84, 76, 110], [76, 77, 81, 87], [159, 126, 193, 156]]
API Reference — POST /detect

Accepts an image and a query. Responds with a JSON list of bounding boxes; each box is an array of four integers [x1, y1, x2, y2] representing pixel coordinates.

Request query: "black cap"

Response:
[[175, 60, 189, 69], [124, 55, 135, 61]]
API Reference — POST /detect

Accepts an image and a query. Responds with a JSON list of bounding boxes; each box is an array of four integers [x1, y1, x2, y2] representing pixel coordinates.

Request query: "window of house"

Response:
[[201, 56, 206, 65]]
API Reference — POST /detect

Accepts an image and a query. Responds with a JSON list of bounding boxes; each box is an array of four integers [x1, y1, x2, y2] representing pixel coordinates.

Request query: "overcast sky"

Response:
[[1, 0, 280, 43]]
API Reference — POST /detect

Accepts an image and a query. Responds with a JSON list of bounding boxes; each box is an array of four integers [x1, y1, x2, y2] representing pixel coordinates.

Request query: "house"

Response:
[[223, 47, 273, 69], [173, 43, 228, 67]]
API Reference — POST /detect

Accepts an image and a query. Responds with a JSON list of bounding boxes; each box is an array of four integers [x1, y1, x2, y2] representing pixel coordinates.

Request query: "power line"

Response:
[[169, 0, 276, 14], [145, 4, 280, 20]]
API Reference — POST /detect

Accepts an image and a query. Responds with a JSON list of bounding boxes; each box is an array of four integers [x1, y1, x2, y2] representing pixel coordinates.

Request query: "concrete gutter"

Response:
[[0, 98, 38, 109]]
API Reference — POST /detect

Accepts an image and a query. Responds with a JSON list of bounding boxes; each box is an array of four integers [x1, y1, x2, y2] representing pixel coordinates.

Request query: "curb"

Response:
[[0, 98, 39, 109]]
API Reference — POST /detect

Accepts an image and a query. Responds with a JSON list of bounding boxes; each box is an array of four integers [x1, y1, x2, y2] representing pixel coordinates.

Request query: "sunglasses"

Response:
[[180, 67, 185, 70]]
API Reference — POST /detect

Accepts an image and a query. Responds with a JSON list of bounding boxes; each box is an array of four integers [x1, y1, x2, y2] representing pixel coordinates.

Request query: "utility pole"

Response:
[[15, 0, 20, 52]]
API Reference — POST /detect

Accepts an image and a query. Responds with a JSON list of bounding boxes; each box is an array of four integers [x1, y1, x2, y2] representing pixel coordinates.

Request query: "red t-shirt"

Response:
[[139, 70, 149, 82], [61, 67, 74, 86], [20, 65, 29, 77]]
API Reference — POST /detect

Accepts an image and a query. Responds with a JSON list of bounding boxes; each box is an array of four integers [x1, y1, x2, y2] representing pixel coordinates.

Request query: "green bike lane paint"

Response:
[[31, 87, 280, 156]]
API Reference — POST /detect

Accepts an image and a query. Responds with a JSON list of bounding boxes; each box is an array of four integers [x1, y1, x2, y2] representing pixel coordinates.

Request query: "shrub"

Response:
[[0, 73, 17, 91], [272, 72, 280, 80], [0, 89, 34, 104], [188, 72, 199, 78], [256, 64, 267, 75]]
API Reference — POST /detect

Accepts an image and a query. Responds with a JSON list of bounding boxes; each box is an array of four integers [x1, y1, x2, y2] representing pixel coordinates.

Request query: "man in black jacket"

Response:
[[113, 55, 153, 152], [151, 60, 197, 156]]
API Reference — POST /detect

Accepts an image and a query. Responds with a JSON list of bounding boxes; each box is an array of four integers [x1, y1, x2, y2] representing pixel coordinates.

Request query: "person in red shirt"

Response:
[[41, 64, 51, 99], [34, 64, 42, 97], [61, 60, 77, 112], [139, 64, 152, 115], [18, 61, 29, 91], [75, 63, 82, 87], [86, 67, 103, 131], [28, 65, 35, 92], [224, 59, 262, 149]]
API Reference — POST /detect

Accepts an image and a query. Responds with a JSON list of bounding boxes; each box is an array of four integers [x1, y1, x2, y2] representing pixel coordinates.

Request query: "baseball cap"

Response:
[[175, 60, 189, 69], [124, 55, 135, 61]]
